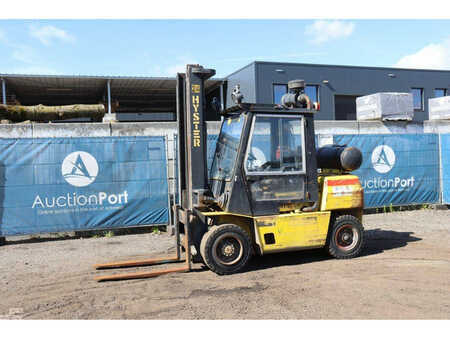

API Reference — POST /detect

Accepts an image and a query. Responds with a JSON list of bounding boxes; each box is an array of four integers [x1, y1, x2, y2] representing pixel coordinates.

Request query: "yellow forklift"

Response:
[[94, 65, 364, 281]]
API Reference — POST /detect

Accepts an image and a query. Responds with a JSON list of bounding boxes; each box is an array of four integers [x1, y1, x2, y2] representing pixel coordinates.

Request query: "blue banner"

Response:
[[334, 134, 440, 208], [441, 134, 450, 204], [0, 137, 168, 236]]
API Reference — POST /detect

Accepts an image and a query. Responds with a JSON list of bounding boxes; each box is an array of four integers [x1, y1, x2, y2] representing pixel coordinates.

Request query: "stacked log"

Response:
[[0, 103, 106, 122]]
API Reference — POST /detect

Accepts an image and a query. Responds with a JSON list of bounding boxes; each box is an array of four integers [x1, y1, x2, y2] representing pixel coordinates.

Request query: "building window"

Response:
[[305, 85, 320, 106], [411, 88, 424, 110], [273, 83, 320, 107], [434, 88, 447, 98], [273, 84, 287, 104]]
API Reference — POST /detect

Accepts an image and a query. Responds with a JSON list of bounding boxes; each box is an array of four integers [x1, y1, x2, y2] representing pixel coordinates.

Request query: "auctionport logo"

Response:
[[32, 150, 129, 211], [371, 145, 395, 174], [362, 144, 415, 192], [62, 151, 98, 187]]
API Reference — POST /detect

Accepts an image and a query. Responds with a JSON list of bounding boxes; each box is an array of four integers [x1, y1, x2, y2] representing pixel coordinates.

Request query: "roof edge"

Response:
[[0, 73, 224, 81], [252, 61, 450, 73]]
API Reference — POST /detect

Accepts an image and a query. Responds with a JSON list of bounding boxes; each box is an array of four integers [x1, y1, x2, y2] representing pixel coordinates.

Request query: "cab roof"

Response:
[[221, 103, 317, 116]]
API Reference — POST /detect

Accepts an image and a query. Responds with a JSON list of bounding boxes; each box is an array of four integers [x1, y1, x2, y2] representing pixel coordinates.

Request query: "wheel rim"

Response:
[[212, 233, 244, 266], [335, 225, 359, 251]]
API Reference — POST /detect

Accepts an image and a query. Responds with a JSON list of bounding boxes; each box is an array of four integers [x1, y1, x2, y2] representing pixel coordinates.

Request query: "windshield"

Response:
[[210, 115, 245, 181]]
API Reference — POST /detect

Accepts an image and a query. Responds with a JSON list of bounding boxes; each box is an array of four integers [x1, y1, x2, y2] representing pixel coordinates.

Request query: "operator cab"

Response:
[[209, 81, 319, 217]]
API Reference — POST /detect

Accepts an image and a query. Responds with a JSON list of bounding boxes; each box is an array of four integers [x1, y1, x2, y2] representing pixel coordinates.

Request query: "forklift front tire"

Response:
[[326, 215, 364, 259], [200, 224, 252, 275]]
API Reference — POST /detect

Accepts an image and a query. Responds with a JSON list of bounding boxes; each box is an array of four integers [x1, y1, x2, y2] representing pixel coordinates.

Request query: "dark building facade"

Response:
[[225, 61, 450, 121]]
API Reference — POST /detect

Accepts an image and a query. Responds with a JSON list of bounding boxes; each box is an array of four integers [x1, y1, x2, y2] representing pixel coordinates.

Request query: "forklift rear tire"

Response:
[[200, 224, 252, 275], [326, 215, 364, 259]]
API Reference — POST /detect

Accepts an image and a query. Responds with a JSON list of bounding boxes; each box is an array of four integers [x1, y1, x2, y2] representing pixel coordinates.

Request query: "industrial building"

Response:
[[226, 61, 450, 121], [1, 61, 450, 122]]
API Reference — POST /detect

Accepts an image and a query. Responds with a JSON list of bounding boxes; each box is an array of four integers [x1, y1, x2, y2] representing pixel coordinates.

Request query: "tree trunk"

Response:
[[0, 104, 106, 122]]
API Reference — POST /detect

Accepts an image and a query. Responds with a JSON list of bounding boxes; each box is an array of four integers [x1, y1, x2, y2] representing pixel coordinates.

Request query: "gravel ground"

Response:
[[0, 209, 449, 319]]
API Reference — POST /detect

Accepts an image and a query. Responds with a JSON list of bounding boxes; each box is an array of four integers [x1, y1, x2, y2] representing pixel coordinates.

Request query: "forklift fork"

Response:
[[93, 207, 191, 282]]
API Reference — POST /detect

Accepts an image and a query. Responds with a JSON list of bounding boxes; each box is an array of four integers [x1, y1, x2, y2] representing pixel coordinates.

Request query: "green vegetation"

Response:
[[369, 204, 435, 214], [104, 231, 115, 238], [88, 226, 164, 238]]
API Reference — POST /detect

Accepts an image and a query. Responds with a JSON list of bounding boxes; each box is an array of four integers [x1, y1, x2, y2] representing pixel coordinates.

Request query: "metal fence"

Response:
[[0, 122, 448, 237], [441, 134, 450, 204], [0, 136, 168, 236], [334, 134, 440, 208]]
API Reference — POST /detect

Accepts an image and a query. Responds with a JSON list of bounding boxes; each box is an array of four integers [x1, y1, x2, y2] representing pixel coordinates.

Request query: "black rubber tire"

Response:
[[326, 215, 364, 259], [199, 228, 213, 265], [200, 224, 252, 275]]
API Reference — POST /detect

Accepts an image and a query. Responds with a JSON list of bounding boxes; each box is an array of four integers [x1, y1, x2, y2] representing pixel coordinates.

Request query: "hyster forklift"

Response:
[[94, 64, 364, 281]]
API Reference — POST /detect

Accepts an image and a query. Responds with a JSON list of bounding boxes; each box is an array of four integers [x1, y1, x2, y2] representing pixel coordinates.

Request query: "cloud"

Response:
[[394, 38, 450, 70], [151, 58, 198, 77], [0, 29, 40, 65], [305, 20, 355, 44], [150, 64, 184, 77], [0, 27, 61, 74], [11, 45, 36, 64], [166, 63, 188, 76], [29, 25, 74, 46]]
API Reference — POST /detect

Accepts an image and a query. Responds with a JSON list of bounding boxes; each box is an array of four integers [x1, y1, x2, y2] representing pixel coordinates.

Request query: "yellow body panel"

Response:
[[320, 175, 364, 211], [201, 174, 363, 255], [254, 211, 331, 253], [201, 211, 254, 240]]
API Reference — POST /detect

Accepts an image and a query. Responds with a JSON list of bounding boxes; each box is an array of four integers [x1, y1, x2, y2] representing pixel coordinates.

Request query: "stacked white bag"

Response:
[[356, 93, 414, 121], [428, 96, 450, 120]]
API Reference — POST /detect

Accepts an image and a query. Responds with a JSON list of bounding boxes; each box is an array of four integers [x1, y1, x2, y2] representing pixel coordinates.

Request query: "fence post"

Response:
[[1, 78, 6, 105], [164, 134, 173, 230], [438, 133, 443, 204]]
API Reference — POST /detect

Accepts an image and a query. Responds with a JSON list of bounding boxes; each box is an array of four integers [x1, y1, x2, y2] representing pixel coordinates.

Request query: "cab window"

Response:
[[245, 115, 305, 174]]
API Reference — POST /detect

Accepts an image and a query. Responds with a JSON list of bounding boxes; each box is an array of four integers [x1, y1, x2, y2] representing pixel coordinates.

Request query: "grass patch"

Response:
[[78, 226, 167, 239], [367, 204, 436, 214], [104, 231, 115, 238]]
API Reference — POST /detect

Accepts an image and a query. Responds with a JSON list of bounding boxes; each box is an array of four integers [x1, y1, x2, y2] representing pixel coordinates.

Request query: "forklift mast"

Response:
[[176, 65, 215, 211], [93, 65, 216, 281]]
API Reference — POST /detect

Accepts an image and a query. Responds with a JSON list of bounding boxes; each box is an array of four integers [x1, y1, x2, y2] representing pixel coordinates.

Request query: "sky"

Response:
[[0, 20, 450, 78]]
